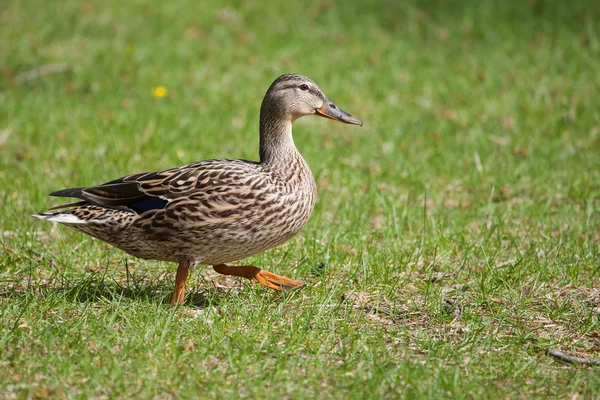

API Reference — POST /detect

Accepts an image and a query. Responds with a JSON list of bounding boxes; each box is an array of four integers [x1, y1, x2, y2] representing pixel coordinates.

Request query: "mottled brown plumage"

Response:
[[35, 74, 362, 303]]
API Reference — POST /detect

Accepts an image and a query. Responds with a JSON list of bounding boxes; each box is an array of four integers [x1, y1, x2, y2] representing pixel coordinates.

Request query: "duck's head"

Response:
[[262, 74, 363, 126]]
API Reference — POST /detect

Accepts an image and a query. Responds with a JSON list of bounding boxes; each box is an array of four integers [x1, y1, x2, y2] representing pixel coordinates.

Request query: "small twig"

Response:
[[14, 63, 70, 84], [547, 349, 600, 366]]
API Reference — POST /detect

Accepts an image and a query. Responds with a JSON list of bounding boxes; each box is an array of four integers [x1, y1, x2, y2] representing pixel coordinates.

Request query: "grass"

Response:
[[1, 0, 600, 397]]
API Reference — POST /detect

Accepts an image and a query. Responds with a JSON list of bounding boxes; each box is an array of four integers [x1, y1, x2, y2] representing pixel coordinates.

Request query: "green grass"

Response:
[[1, 0, 600, 398]]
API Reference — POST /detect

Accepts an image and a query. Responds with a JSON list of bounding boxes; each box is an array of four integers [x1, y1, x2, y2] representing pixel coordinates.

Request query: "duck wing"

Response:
[[49, 159, 260, 214]]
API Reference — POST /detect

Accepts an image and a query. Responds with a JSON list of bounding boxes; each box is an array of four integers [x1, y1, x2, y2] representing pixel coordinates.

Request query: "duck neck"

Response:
[[259, 101, 298, 165]]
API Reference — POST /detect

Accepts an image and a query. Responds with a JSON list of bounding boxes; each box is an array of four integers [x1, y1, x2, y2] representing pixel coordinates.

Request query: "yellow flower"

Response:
[[152, 86, 168, 98]]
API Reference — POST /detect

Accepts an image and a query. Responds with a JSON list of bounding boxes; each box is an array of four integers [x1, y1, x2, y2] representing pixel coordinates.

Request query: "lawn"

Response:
[[1, 0, 599, 398]]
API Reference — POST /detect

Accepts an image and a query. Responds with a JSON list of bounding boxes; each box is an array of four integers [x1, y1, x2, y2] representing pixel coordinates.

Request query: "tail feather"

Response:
[[49, 187, 86, 199], [32, 213, 86, 224], [47, 200, 87, 211]]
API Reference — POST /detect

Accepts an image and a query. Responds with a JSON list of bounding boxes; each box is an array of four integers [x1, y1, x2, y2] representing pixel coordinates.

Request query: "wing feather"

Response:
[[47, 159, 261, 213]]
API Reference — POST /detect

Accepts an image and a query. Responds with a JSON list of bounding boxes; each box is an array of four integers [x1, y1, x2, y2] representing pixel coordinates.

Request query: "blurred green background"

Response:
[[1, 0, 599, 398]]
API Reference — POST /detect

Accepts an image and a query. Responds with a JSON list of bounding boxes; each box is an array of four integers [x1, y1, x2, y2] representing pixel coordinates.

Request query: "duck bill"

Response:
[[315, 101, 363, 126]]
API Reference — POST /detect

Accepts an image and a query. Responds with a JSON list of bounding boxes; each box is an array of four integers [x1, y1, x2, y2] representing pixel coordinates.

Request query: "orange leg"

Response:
[[213, 264, 305, 291], [170, 262, 190, 304]]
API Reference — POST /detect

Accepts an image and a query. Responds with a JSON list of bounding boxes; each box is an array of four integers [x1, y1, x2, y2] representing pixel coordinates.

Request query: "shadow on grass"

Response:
[[1, 268, 221, 309], [61, 276, 214, 308]]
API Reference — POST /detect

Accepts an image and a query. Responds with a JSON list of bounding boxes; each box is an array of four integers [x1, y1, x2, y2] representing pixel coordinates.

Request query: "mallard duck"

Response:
[[34, 74, 362, 304]]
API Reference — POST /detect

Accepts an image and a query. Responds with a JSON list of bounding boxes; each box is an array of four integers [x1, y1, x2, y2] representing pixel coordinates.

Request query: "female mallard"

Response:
[[35, 74, 362, 304]]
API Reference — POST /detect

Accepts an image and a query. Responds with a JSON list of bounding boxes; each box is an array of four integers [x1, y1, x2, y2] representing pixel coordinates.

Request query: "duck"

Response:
[[34, 73, 362, 304]]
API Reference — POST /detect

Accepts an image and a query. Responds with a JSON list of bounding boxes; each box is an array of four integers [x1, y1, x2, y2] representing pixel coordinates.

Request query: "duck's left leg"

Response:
[[170, 260, 191, 304], [213, 264, 305, 291]]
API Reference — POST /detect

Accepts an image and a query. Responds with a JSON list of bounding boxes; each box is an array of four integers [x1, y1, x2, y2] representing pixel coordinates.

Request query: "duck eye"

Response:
[[299, 84, 309, 91]]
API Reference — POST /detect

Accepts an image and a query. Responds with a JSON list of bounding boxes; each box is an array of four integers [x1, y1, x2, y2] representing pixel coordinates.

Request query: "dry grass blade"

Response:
[[14, 63, 71, 84]]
